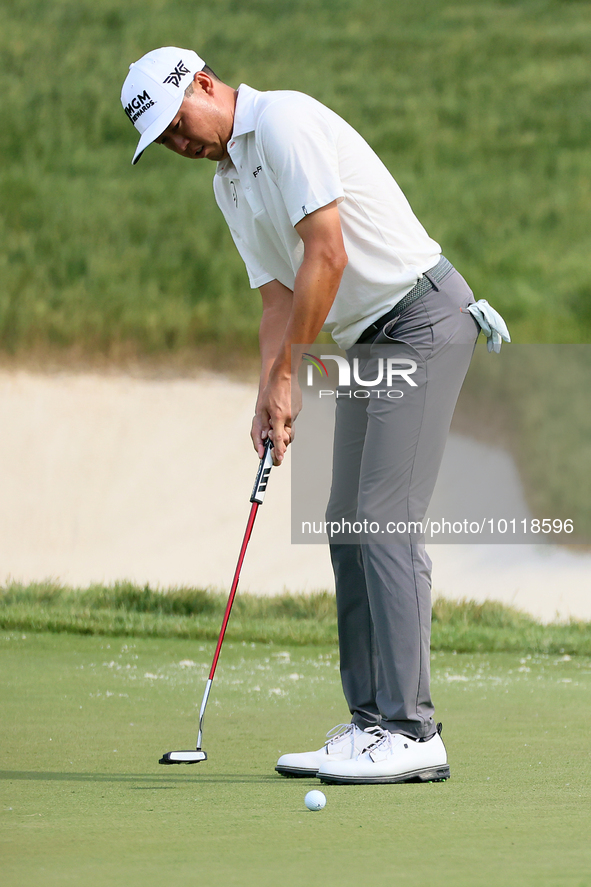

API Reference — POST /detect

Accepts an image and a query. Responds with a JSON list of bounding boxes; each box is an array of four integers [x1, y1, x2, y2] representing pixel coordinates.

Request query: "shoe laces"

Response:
[[324, 723, 358, 754], [360, 726, 391, 755]]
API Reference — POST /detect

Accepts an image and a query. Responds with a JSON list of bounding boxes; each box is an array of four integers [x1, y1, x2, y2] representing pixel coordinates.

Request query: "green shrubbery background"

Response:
[[2, 0, 591, 357]]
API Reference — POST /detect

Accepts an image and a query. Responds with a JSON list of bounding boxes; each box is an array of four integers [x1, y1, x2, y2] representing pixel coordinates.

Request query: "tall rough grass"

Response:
[[1, 0, 591, 356], [2, 582, 591, 654]]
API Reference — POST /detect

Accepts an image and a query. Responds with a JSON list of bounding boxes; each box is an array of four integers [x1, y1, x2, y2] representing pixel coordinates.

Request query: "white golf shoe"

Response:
[[317, 723, 450, 785], [275, 723, 381, 778]]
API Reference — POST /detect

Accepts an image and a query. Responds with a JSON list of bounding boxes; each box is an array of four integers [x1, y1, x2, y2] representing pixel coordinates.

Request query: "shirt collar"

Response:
[[216, 84, 259, 176], [230, 83, 259, 138]]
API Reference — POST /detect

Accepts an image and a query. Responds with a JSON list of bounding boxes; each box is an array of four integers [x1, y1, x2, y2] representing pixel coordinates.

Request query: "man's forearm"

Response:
[[257, 280, 294, 407], [268, 253, 344, 382], [259, 202, 347, 388], [253, 202, 348, 463], [257, 254, 340, 394]]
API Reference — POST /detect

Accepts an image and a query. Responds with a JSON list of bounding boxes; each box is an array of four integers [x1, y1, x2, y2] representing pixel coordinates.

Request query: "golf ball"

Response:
[[305, 790, 326, 811]]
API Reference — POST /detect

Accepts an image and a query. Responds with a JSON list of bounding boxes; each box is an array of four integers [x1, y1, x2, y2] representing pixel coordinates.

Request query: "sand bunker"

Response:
[[0, 368, 589, 622]]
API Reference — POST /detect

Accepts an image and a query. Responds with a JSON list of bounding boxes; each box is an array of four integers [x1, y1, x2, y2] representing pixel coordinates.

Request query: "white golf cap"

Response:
[[121, 47, 206, 165]]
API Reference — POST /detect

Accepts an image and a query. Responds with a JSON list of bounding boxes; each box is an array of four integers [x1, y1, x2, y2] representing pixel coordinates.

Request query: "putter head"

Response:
[[159, 749, 208, 765]]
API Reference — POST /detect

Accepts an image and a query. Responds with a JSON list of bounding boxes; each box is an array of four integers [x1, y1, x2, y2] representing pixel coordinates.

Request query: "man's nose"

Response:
[[171, 133, 190, 152]]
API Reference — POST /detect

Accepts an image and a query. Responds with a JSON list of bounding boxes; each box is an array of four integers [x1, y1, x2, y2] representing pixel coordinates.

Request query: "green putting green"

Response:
[[2, 632, 590, 887]]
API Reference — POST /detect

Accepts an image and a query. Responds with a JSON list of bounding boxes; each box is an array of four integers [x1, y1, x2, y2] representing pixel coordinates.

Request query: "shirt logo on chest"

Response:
[[252, 166, 262, 178], [230, 181, 238, 207]]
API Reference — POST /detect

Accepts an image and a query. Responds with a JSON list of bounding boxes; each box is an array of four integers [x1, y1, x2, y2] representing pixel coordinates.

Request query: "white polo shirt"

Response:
[[214, 84, 440, 349]]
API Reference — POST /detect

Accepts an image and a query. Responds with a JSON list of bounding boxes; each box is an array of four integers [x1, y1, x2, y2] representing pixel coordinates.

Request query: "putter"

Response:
[[159, 437, 275, 765]]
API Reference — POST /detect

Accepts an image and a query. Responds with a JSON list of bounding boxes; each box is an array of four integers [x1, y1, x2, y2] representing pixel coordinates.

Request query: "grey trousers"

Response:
[[325, 266, 480, 739]]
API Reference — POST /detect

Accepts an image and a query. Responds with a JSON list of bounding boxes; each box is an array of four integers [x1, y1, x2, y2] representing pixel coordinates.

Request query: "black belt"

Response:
[[356, 256, 454, 345]]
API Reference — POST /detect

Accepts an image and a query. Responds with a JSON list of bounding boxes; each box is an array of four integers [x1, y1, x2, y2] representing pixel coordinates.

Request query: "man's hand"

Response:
[[252, 373, 302, 464]]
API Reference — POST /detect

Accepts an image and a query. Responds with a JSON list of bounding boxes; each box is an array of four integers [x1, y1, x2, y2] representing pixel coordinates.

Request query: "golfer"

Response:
[[121, 47, 509, 784]]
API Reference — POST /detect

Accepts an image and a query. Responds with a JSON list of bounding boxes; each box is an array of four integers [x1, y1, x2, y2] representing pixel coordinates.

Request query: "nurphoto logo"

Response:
[[303, 353, 418, 399], [302, 353, 328, 384]]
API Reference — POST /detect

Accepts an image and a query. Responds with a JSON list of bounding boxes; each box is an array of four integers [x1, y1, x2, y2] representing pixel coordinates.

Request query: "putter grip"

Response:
[[250, 438, 274, 504]]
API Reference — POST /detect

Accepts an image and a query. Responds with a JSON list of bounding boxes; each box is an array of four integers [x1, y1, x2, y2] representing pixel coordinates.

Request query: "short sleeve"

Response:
[[256, 96, 345, 227]]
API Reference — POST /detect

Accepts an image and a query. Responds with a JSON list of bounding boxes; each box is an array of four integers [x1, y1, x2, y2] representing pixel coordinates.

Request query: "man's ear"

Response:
[[193, 70, 214, 94]]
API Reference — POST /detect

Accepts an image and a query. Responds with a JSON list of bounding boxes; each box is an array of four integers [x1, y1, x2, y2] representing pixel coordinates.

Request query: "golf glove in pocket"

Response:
[[463, 300, 511, 353]]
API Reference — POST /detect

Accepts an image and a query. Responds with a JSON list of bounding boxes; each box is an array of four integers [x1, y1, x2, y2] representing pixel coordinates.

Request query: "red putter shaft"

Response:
[[209, 500, 259, 679], [196, 439, 272, 749], [159, 438, 274, 764]]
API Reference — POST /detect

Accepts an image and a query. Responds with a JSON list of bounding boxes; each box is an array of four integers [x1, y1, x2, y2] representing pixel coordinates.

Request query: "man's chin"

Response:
[[186, 145, 227, 162]]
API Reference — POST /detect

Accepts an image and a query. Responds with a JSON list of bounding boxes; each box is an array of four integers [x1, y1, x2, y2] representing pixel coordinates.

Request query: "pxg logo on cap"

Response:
[[163, 60, 190, 87], [121, 46, 205, 165]]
